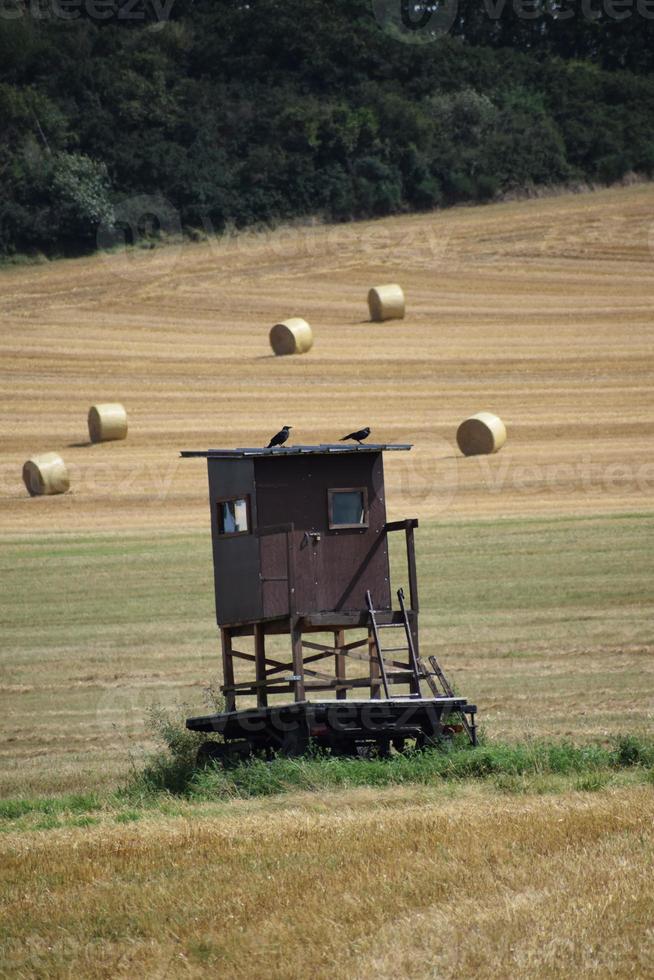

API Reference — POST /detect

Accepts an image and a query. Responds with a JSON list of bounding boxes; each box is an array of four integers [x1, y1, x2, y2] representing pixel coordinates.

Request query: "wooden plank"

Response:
[[301, 639, 337, 654], [266, 649, 335, 677], [304, 675, 411, 691], [405, 523, 419, 613], [384, 518, 419, 533], [254, 624, 267, 708], [221, 627, 236, 712], [291, 620, 305, 701], [368, 626, 381, 699], [335, 628, 346, 701], [223, 682, 295, 695], [342, 647, 411, 672], [302, 612, 374, 628], [223, 677, 297, 691], [227, 617, 402, 637], [417, 656, 440, 697], [231, 649, 255, 662], [341, 638, 369, 652]]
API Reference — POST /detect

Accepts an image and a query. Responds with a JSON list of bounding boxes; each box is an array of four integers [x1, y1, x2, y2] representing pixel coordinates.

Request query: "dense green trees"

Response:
[[0, 0, 653, 256]]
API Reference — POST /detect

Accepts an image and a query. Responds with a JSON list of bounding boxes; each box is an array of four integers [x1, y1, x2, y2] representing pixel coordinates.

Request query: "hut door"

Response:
[[260, 528, 317, 618], [312, 531, 390, 613]]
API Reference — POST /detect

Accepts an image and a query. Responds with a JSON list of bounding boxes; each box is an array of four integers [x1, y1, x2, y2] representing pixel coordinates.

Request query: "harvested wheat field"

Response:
[[1, 185, 654, 978], [1, 184, 653, 532]]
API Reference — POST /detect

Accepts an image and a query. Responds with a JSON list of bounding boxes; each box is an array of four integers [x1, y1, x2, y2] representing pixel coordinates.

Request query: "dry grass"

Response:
[[2, 186, 654, 976], [1, 785, 652, 978], [1, 184, 653, 534]]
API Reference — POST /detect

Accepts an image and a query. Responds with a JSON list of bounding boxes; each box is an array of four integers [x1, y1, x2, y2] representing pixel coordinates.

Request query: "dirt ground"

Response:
[[2, 183, 653, 534]]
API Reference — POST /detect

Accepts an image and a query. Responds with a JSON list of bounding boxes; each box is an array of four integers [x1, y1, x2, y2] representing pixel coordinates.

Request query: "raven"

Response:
[[339, 426, 371, 444], [267, 425, 292, 449]]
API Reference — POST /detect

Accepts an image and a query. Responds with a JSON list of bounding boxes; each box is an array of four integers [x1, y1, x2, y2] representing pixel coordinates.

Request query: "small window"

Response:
[[328, 488, 368, 530], [217, 497, 250, 536]]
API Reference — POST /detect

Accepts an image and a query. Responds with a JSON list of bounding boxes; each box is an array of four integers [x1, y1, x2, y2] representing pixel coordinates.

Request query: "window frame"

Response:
[[327, 487, 369, 531], [216, 494, 252, 537]]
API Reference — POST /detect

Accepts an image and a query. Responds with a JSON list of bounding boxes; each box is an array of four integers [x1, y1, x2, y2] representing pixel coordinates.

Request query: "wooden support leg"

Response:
[[291, 620, 305, 702], [221, 627, 236, 712], [334, 628, 346, 700], [369, 627, 381, 700], [254, 623, 268, 708], [407, 610, 421, 697], [405, 523, 419, 613]]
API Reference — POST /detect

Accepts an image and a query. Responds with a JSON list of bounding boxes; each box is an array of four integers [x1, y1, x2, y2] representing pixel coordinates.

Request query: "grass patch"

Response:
[[114, 810, 142, 824], [114, 716, 654, 805], [181, 736, 654, 802], [0, 793, 100, 821], [3, 725, 652, 828]]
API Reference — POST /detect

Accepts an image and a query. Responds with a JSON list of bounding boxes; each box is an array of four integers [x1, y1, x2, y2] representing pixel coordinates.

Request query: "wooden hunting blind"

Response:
[[182, 444, 477, 760]]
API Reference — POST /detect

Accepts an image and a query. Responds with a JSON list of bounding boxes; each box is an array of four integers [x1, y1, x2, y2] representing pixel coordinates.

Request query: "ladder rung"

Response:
[[377, 623, 405, 629]]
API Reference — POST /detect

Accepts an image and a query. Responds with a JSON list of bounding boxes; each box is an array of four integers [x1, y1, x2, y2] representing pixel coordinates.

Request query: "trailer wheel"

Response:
[[329, 737, 358, 758], [196, 741, 224, 767], [357, 738, 391, 759], [277, 728, 309, 757], [415, 732, 440, 751], [196, 740, 251, 768]]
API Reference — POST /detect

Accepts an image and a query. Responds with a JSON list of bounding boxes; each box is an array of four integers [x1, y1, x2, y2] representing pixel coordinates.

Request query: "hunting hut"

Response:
[[181, 443, 477, 759]]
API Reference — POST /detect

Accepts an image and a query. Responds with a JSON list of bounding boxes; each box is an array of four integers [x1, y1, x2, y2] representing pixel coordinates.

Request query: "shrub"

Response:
[[612, 734, 654, 768], [49, 152, 114, 242], [127, 683, 225, 797]]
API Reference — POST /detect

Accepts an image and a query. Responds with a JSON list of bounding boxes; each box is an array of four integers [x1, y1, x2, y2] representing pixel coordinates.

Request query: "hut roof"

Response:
[[180, 444, 412, 459]]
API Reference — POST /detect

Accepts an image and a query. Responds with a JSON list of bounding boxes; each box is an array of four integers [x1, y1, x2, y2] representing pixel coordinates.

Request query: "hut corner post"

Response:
[[221, 627, 236, 712], [404, 520, 421, 696], [254, 623, 268, 708], [335, 628, 346, 701]]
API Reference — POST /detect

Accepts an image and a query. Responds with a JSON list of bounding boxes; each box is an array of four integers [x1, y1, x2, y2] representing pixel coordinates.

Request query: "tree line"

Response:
[[1, 0, 653, 256]]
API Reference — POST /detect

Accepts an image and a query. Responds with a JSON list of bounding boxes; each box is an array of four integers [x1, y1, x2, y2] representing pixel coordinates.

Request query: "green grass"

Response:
[[0, 793, 101, 822], [1, 514, 652, 797], [1, 734, 652, 832], [143, 734, 654, 802]]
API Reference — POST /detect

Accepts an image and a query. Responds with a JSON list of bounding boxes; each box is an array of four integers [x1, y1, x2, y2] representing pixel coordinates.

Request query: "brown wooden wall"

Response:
[[208, 452, 392, 626], [208, 457, 263, 625], [255, 453, 391, 617]]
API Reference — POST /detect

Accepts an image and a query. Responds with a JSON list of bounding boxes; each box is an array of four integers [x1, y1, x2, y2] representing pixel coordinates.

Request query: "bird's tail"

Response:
[[266, 441, 274, 449]]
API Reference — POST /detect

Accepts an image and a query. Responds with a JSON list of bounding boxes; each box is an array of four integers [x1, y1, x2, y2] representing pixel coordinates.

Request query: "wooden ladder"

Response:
[[367, 588, 477, 746], [419, 653, 476, 746], [366, 588, 423, 699]]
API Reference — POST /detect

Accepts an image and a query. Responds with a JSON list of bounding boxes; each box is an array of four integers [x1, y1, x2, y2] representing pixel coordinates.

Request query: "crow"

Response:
[[267, 425, 292, 449], [339, 426, 371, 445]]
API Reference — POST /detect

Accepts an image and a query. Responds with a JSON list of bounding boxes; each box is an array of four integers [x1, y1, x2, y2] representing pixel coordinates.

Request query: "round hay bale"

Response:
[[367, 283, 405, 322], [22, 452, 70, 496], [456, 412, 507, 456], [88, 403, 128, 443], [269, 318, 313, 356]]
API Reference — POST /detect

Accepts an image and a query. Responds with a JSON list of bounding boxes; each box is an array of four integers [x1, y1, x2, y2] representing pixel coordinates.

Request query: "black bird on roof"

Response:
[[267, 425, 292, 449], [339, 426, 371, 445]]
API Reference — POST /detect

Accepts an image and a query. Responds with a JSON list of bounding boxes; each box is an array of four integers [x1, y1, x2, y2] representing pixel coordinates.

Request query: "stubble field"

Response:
[[1, 184, 653, 978]]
